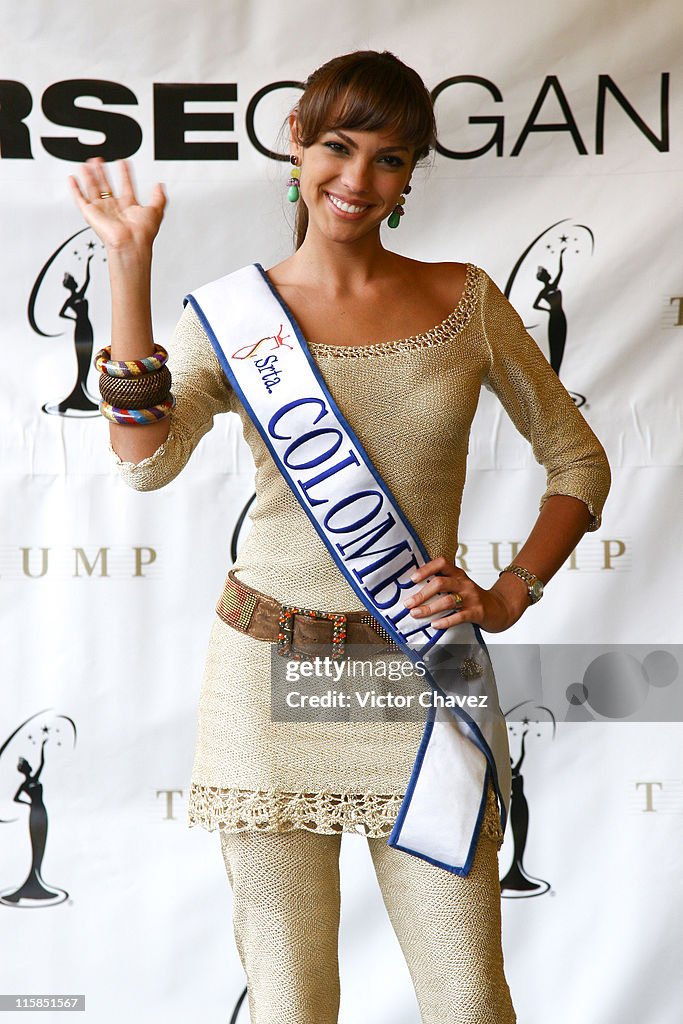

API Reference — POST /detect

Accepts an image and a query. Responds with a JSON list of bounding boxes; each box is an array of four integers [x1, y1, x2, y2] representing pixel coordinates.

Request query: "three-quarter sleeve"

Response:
[[479, 270, 611, 531], [107, 302, 235, 491]]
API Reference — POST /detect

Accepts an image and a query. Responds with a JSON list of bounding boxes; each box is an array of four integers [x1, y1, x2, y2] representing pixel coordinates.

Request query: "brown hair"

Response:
[[290, 50, 437, 249]]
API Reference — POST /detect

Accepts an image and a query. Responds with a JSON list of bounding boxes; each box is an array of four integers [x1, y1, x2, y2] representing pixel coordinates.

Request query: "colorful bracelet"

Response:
[[94, 343, 169, 378], [99, 394, 176, 425], [99, 365, 172, 409]]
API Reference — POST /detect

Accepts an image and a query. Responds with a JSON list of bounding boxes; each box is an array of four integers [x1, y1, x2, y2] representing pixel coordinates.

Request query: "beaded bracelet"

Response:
[[99, 394, 176, 425], [94, 343, 169, 378], [99, 364, 172, 409]]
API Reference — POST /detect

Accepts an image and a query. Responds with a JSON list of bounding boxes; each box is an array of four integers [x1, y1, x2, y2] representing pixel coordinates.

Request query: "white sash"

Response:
[[185, 264, 511, 875]]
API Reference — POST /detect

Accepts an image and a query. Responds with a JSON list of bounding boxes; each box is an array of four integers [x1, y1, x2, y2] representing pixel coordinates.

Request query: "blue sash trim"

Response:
[[389, 729, 493, 875], [184, 265, 509, 873]]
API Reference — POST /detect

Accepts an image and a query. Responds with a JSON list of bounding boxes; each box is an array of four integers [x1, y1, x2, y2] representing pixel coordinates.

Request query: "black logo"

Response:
[[29, 228, 106, 417], [501, 701, 555, 898], [0, 711, 77, 908], [505, 218, 596, 406]]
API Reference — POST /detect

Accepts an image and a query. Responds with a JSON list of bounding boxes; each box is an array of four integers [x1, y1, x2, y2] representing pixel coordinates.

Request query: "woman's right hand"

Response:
[[68, 157, 166, 256]]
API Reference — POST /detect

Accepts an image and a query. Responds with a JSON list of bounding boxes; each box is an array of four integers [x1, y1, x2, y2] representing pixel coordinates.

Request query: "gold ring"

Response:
[[452, 592, 463, 607], [99, 191, 113, 199]]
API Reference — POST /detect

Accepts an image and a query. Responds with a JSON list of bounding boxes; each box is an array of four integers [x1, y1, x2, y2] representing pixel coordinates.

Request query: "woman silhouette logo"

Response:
[[41, 256, 100, 415], [500, 702, 556, 899], [534, 247, 567, 375], [0, 713, 76, 908], [504, 219, 595, 405], [28, 227, 105, 417], [1, 738, 68, 907]]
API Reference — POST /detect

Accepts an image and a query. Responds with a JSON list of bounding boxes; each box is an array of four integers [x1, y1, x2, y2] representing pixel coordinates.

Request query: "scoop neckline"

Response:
[[306, 261, 480, 357]]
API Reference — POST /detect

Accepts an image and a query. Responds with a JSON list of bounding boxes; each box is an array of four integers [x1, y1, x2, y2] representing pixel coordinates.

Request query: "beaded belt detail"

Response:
[[216, 569, 401, 659]]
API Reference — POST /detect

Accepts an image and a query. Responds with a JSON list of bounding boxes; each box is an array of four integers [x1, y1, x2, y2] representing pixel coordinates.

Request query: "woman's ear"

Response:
[[288, 112, 301, 158]]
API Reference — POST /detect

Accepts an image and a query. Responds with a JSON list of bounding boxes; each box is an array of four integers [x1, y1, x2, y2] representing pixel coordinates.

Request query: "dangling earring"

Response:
[[287, 155, 301, 203], [388, 183, 411, 229]]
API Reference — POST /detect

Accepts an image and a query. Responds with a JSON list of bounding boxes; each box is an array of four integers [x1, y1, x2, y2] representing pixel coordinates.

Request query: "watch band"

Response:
[[498, 563, 544, 604]]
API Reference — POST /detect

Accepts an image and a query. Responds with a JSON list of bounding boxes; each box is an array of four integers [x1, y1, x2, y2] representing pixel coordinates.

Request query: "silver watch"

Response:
[[499, 564, 544, 604]]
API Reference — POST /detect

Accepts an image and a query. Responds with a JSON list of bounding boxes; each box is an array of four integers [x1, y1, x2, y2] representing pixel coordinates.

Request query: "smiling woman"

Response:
[[294, 124, 409, 233], [288, 50, 436, 249], [70, 45, 610, 1024]]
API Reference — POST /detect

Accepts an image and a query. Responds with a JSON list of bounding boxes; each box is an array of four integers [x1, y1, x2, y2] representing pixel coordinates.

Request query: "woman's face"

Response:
[[293, 120, 414, 243]]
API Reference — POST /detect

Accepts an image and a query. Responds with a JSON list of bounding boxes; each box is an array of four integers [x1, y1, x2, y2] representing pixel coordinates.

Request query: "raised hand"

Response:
[[68, 157, 166, 256]]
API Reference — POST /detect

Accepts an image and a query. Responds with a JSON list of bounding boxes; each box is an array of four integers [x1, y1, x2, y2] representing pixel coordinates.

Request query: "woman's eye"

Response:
[[321, 141, 405, 167]]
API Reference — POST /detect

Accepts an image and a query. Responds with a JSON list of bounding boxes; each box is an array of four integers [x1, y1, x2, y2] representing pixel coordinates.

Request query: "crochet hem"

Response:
[[187, 783, 504, 847]]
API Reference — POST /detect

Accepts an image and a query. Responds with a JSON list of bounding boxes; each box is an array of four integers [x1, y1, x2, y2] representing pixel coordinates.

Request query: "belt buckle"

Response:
[[277, 604, 348, 660]]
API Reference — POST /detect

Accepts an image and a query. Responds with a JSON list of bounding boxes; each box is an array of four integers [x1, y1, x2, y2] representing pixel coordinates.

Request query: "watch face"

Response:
[[531, 580, 544, 601]]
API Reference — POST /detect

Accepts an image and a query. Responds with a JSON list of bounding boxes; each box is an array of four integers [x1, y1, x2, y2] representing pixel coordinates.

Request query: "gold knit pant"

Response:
[[219, 803, 516, 1024]]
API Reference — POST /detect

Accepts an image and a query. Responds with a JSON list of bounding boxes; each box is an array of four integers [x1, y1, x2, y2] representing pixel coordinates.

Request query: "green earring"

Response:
[[287, 155, 301, 203], [387, 184, 411, 228]]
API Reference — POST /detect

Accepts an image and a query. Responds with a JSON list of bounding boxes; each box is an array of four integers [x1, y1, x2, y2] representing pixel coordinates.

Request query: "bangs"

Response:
[[296, 52, 436, 161], [325, 79, 429, 149]]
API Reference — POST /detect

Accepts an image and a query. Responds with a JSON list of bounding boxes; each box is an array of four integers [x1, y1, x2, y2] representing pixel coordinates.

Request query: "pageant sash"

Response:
[[185, 264, 511, 876]]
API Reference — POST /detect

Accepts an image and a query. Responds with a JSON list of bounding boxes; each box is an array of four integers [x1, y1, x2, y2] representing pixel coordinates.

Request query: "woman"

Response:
[[69, 50, 610, 1024]]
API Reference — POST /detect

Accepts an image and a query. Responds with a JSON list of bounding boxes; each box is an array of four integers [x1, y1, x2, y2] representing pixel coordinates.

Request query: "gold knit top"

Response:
[[110, 262, 610, 599], [108, 263, 611, 839]]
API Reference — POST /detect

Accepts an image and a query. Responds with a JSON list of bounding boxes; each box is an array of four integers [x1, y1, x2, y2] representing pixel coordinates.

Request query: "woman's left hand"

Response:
[[403, 556, 527, 633]]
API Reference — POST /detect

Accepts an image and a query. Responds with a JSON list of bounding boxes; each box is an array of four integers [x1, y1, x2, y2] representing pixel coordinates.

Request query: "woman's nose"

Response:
[[339, 158, 372, 194]]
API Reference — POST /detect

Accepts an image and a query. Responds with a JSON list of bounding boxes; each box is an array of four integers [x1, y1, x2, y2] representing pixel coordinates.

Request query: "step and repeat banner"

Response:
[[1, 1, 682, 1021]]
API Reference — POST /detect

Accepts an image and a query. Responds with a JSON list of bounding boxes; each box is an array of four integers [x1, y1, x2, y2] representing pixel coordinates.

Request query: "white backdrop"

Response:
[[1, 1, 682, 1022]]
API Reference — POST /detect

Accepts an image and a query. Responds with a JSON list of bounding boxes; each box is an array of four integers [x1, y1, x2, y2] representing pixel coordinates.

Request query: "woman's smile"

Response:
[[323, 190, 373, 218]]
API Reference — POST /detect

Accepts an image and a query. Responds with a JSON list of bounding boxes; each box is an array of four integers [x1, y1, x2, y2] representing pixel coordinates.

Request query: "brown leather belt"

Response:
[[216, 569, 401, 660]]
